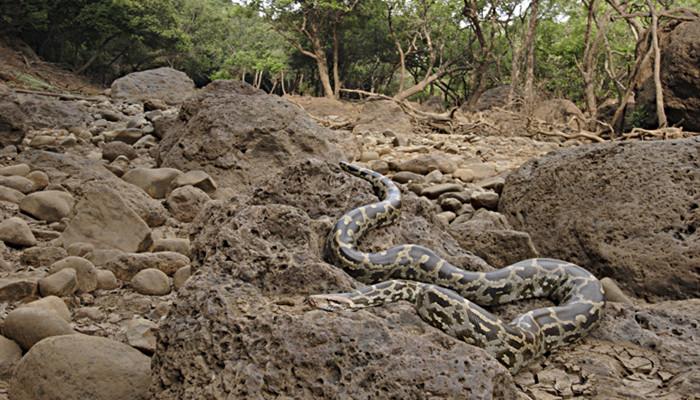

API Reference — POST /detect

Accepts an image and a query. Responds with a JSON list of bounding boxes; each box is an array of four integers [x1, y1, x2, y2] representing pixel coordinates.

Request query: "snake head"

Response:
[[307, 294, 356, 312]]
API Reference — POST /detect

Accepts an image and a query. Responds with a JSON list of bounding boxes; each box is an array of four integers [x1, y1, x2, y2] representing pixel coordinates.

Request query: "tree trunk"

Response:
[[394, 70, 443, 101], [75, 33, 119, 74], [523, 0, 540, 109], [647, 0, 667, 128], [581, 0, 599, 119], [332, 27, 341, 98], [281, 70, 287, 95]]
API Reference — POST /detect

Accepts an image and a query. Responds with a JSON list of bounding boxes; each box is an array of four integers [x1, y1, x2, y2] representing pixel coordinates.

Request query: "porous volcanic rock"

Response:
[[499, 137, 700, 300], [152, 160, 512, 399], [634, 18, 700, 131], [110, 67, 195, 105], [156, 80, 344, 194]]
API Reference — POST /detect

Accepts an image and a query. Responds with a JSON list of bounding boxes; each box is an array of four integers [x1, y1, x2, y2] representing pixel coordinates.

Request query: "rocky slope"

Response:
[[0, 65, 698, 400]]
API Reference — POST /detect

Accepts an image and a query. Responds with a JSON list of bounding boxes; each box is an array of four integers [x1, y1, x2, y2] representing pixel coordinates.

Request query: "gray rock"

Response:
[[169, 170, 218, 195], [476, 176, 506, 194], [131, 268, 170, 296], [49, 256, 98, 293], [96, 269, 119, 290], [166, 185, 210, 222], [111, 67, 195, 105], [173, 265, 191, 289], [392, 171, 425, 184], [440, 197, 463, 212], [104, 251, 190, 281], [0, 217, 37, 247], [0, 175, 34, 194], [101, 141, 137, 162], [61, 186, 152, 252], [39, 268, 78, 297], [0, 164, 30, 176], [122, 167, 183, 199], [9, 334, 151, 400], [152, 238, 190, 257], [601, 277, 633, 304], [25, 170, 49, 191], [20, 246, 67, 266], [397, 154, 458, 174], [421, 183, 462, 199], [0, 277, 37, 302], [104, 128, 144, 145], [2, 307, 74, 350], [66, 242, 95, 257], [0, 335, 21, 378], [0, 185, 25, 203], [124, 318, 158, 353], [471, 191, 500, 210], [18, 296, 71, 322], [499, 137, 700, 300], [19, 190, 74, 222]]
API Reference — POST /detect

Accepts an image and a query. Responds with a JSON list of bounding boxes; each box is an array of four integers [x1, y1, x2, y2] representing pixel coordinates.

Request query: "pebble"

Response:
[[360, 151, 380, 162], [0, 335, 21, 377], [0, 185, 25, 203], [601, 277, 633, 304], [421, 183, 463, 199], [471, 191, 500, 210], [0, 277, 38, 302], [436, 211, 456, 224], [0, 217, 37, 247], [439, 197, 463, 212], [2, 307, 75, 350], [39, 268, 78, 297], [66, 242, 95, 257], [166, 185, 210, 222], [151, 238, 191, 257], [96, 269, 120, 290], [173, 265, 192, 289], [131, 268, 171, 296], [26, 170, 50, 191], [122, 167, 183, 199], [104, 128, 144, 144], [0, 175, 35, 194], [20, 246, 68, 266], [169, 170, 218, 194], [19, 190, 75, 222], [19, 295, 71, 322], [102, 141, 137, 162], [49, 256, 98, 293], [0, 164, 30, 176], [476, 176, 506, 194], [392, 171, 425, 184], [125, 318, 158, 354]]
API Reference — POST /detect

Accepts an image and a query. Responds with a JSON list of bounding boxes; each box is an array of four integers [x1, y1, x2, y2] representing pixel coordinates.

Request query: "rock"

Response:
[[476, 176, 506, 194], [397, 154, 458, 174], [86, 248, 124, 267], [101, 141, 137, 162], [633, 19, 700, 131], [66, 241, 94, 257], [19, 295, 71, 322], [104, 128, 144, 145], [352, 100, 414, 136], [168, 170, 217, 194], [440, 197, 463, 212], [601, 277, 633, 304], [437, 211, 456, 224], [2, 307, 74, 350], [17, 150, 168, 227], [19, 190, 74, 222], [122, 167, 183, 199], [0, 335, 21, 377], [111, 67, 195, 105], [467, 84, 515, 112], [0, 277, 37, 302], [73, 306, 104, 321], [25, 170, 49, 191], [173, 265, 191, 289], [0, 164, 30, 176], [152, 161, 506, 398], [471, 191, 500, 210], [532, 99, 585, 129], [166, 185, 210, 222], [367, 159, 390, 174], [96, 269, 119, 290], [99, 109, 122, 122], [9, 334, 151, 400], [0, 185, 25, 203], [20, 246, 67, 266], [144, 98, 169, 111], [0, 175, 34, 194], [392, 171, 425, 184], [500, 138, 700, 300], [359, 150, 379, 162], [49, 256, 98, 293], [0, 85, 27, 147], [458, 163, 498, 181], [105, 155, 130, 177], [421, 183, 462, 199], [38, 268, 78, 297], [131, 268, 170, 296], [449, 209, 538, 268], [0, 217, 37, 247], [104, 252, 190, 281], [61, 185, 152, 252], [124, 318, 158, 353], [156, 80, 343, 195], [152, 238, 190, 257]]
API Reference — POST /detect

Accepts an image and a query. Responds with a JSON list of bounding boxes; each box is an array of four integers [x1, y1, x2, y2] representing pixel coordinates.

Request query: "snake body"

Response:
[[309, 162, 605, 373]]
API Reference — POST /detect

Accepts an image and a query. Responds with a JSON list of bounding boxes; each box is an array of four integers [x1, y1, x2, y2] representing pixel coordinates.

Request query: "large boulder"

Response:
[[634, 18, 700, 131], [155, 80, 344, 194], [110, 67, 195, 105], [9, 334, 151, 400], [352, 99, 414, 136], [0, 84, 27, 147], [151, 160, 512, 399], [499, 137, 700, 300]]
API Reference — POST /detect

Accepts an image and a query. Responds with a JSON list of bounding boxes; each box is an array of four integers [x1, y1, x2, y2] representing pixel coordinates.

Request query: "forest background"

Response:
[[1, 0, 697, 126]]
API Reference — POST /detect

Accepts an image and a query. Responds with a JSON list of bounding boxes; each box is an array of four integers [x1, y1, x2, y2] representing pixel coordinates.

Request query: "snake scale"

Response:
[[309, 161, 605, 373]]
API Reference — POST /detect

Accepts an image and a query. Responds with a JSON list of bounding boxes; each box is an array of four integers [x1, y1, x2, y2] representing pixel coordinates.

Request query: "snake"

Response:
[[308, 161, 605, 373]]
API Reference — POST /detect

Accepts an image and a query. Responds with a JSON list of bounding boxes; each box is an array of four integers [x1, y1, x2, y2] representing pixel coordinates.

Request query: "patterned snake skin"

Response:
[[309, 162, 605, 373]]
